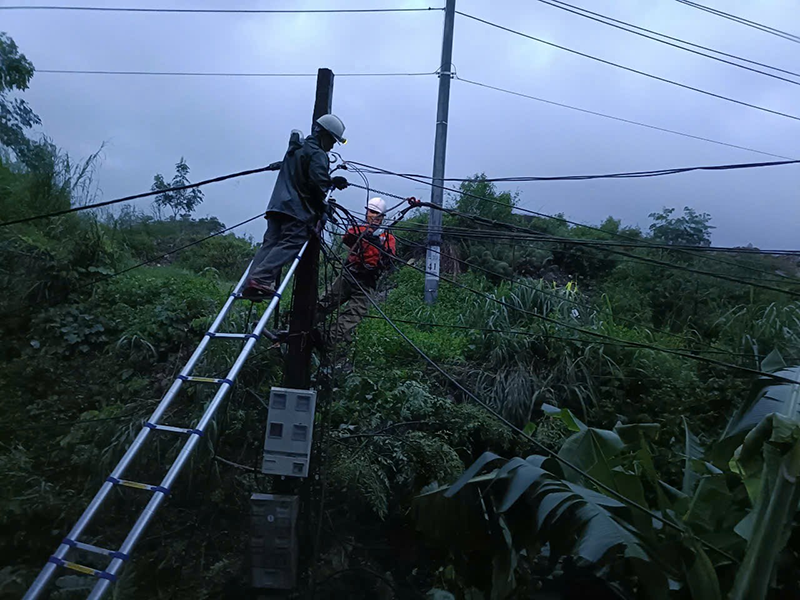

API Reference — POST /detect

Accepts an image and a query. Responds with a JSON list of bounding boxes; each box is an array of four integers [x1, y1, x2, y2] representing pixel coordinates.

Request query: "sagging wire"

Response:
[[335, 204, 741, 359], [328, 203, 800, 385], [317, 234, 741, 566], [345, 161, 800, 294]]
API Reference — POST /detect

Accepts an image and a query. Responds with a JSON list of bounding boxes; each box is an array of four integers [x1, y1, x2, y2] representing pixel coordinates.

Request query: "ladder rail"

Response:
[[23, 244, 304, 600]]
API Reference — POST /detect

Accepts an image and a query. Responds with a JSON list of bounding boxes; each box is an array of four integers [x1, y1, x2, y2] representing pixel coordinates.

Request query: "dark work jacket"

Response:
[[266, 133, 332, 224]]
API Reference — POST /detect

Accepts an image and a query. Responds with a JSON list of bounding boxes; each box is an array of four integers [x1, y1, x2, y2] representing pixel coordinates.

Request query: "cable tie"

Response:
[[106, 476, 121, 485], [177, 374, 189, 381], [62, 538, 77, 548], [188, 428, 203, 437], [97, 571, 118, 582], [110, 551, 129, 561], [245, 333, 260, 340], [220, 378, 234, 386], [48, 556, 66, 567], [153, 485, 170, 495], [205, 331, 216, 338], [143, 422, 157, 430]]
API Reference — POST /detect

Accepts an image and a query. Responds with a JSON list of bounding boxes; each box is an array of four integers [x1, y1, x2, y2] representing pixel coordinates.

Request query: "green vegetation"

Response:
[[3, 33, 800, 600]]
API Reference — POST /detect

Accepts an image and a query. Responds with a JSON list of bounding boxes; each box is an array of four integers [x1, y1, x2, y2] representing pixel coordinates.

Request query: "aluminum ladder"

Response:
[[23, 241, 309, 600]]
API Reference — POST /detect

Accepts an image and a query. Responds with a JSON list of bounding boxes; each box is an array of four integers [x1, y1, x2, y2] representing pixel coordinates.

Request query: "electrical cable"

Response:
[[387, 227, 798, 354], [428, 205, 800, 292], [352, 157, 800, 183], [386, 223, 800, 257], [675, 0, 800, 44], [385, 223, 798, 288], [0, 211, 265, 323], [0, 163, 278, 228], [455, 10, 800, 123], [535, 0, 800, 85], [361, 315, 799, 362], [547, 0, 800, 78], [338, 209, 785, 358], [0, 5, 444, 14], [318, 237, 742, 564], [344, 163, 800, 294], [38, 69, 437, 78], [78, 212, 265, 288], [327, 208, 799, 384], [454, 77, 792, 160]]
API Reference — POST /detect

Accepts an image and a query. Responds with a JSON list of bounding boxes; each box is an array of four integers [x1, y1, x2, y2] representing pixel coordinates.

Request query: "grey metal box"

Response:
[[262, 387, 317, 477], [250, 493, 299, 589]]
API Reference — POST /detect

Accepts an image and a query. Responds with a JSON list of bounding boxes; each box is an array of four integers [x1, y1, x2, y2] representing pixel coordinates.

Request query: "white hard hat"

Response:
[[367, 197, 387, 215], [315, 114, 347, 144]]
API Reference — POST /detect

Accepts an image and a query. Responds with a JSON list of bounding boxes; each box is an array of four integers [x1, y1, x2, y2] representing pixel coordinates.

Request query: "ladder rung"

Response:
[[144, 422, 203, 436], [47, 556, 117, 581], [62, 538, 129, 561], [205, 332, 259, 340], [177, 375, 233, 385], [106, 476, 169, 495]]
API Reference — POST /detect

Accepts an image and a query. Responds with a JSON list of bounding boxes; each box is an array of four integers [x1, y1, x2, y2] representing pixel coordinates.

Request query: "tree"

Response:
[[151, 157, 204, 219], [0, 32, 41, 164], [648, 206, 714, 247], [452, 174, 517, 223]]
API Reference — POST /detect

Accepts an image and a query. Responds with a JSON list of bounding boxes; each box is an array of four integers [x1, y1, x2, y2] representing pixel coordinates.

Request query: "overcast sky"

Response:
[[3, 0, 798, 247]]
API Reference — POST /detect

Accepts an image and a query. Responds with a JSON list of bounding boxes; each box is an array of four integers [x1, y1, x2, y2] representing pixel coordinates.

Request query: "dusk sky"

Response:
[[3, 0, 798, 247]]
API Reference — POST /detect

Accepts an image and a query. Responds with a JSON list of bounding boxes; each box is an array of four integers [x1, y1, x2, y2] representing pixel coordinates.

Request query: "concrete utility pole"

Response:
[[424, 0, 456, 304]]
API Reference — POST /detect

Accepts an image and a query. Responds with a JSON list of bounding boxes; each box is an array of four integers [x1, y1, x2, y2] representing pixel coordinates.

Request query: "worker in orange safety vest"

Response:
[[317, 197, 396, 346]]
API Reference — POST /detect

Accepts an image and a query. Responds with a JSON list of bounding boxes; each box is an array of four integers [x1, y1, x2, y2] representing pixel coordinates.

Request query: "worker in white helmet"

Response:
[[317, 197, 396, 346], [242, 114, 349, 301]]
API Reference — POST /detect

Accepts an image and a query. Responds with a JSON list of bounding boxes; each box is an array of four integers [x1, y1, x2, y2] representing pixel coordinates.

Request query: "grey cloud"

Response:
[[2, 0, 797, 247]]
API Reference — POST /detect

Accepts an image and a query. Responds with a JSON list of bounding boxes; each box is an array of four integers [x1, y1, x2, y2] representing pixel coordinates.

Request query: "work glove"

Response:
[[331, 176, 349, 190]]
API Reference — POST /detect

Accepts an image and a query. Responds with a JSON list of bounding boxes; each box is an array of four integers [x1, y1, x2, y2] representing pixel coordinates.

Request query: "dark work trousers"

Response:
[[247, 213, 310, 287], [317, 268, 375, 346]]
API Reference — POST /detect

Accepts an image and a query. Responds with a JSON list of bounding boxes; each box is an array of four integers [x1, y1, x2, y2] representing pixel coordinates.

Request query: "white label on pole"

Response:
[[425, 248, 441, 277]]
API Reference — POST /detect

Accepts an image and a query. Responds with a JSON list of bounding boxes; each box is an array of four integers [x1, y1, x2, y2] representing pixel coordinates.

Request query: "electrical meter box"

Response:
[[261, 387, 317, 477], [249, 493, 299, 589]]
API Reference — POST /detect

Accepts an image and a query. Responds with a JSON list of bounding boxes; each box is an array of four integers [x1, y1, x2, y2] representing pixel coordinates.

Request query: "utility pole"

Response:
[[424, 0, 456, 304], [284, 67, 334, 387], [250, 69, 333, 599]]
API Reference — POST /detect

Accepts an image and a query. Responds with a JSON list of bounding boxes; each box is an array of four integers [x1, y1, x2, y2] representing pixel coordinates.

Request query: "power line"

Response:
[[548, 0, 800, 78], [354, 156, 800, 183], [389, 223, 800, 258], [385, 223, 800, 287], [375, 220, 798, 354], [0, 163, 279, 228], [0, 5, 444, 14], [454, 78, 792, 160], [345, 175, 800, 289], [675, 0, 800, 44], [361, 316, 799, 363], [535, 0, 800, 86], [436, 201, 800, 296], [319, 238, 740, 564], [456, 10, 800, 123], [37, 69, 437, 78], [0, 212, 264, 322], [329, 209, 799, 383], [345, 162, 800, 293], [83, 212, 265, 287]]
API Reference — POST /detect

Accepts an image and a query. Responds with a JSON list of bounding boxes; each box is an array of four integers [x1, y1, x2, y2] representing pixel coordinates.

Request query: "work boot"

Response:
[[241, 280, 276, 302]]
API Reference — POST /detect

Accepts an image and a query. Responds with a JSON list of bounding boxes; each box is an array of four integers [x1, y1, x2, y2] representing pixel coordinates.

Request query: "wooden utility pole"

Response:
[[424, 0, 456, 304], [251, 69, 334, 599], [284, 68, 334, 388]]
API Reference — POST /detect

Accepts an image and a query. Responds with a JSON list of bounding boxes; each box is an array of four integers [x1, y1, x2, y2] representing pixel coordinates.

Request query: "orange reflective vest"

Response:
[[343, 225, 397, 273]]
